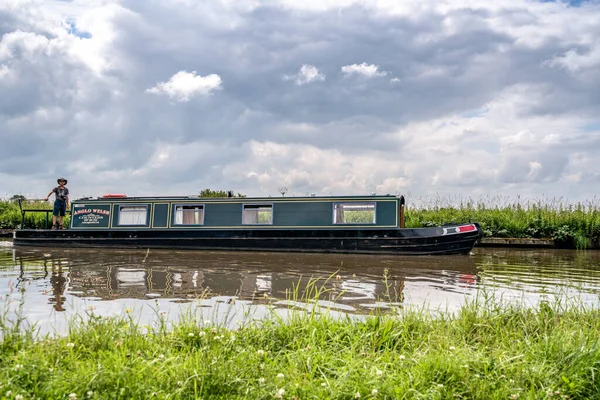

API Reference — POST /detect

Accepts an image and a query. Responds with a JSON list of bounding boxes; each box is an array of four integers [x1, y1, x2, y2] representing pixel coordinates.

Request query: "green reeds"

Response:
[[1, 279, 599, 399], [0, 199, 68, 230], [406, 196, 600, 249]]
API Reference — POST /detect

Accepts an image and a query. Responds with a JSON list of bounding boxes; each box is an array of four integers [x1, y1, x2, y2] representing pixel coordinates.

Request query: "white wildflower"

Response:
[[87, 391, 94, 398], [354, 392, 361, 398], [449, 346, 456, 351], [188, 332, 194, 337], [371, 388, 378, 396], [375, 368, 383, 377], [257, 349, 265, 357], [69, 393, 78, 399], [399, 354, 406, 360], [275, 388, 285, 398], [258, 377, 265, 384], [66, 342, 75, 348], [277, 373, 284, 379], [198, 331, 206, 337], [321, 382, 327, 387], [15, 395, 23, 400]]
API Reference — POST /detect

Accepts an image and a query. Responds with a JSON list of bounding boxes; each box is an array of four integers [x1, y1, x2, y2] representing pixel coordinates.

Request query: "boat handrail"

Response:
[[17, 199, 71, 230]]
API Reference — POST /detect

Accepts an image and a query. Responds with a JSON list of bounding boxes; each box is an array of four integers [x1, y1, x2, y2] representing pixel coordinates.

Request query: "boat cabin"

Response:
[[69, 194, 406, 230]]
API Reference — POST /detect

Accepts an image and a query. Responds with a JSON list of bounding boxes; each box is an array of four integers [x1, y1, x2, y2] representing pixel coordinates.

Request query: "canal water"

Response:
[[1, 241, 599, 334]]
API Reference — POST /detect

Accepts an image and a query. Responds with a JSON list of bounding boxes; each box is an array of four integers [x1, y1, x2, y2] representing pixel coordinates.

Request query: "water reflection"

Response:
[[1, 246, 480, 313], [1, 244, 600, 333]]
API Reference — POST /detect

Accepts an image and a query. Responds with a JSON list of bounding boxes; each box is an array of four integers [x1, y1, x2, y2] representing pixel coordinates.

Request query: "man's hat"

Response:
[[57, 178, 68, 185]]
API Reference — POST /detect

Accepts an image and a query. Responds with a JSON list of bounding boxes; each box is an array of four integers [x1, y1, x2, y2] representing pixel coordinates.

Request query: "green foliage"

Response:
[[199, 189, 246, 198], [405, 197, 600, 249], [0, 199, 70, 229], [1, 289, 600, 399]]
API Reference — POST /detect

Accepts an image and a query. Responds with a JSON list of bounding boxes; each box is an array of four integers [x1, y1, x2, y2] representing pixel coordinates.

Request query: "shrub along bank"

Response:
[[0, 199, 67, 231]]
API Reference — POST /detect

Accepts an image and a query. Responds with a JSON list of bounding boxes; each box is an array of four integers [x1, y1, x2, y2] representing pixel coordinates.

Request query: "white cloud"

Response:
[[341, 63, 387, 78], [546, 43, 600, 73], [2, 0, 600, 202], [283, 64, 325, 85], [146, 71, 222, 102], [0, 65, 10, 80]]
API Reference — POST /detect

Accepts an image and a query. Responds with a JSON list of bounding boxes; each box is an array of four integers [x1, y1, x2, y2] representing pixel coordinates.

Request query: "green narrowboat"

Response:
[[13, 194, 482, 255]]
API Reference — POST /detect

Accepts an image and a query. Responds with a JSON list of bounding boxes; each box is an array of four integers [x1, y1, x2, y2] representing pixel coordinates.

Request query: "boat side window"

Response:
[[333, 202, 376, 224], [118, 205, 148, 226], [173, 204, 205, 225], [242, 204, 273, 225]]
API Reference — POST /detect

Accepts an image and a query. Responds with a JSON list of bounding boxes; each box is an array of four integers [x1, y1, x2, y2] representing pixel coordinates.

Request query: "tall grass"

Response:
[[1, 280, 599, 399], [405, 196, 600, 249], [0, 199, 68, 229]]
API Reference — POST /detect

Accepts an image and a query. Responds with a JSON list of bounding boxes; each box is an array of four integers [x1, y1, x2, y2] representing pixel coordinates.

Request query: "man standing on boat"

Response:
[[44, 178, 69, 230]]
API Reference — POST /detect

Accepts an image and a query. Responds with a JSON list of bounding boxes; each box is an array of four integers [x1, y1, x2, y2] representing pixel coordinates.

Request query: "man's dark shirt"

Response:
[[52, 186, 69, 201]]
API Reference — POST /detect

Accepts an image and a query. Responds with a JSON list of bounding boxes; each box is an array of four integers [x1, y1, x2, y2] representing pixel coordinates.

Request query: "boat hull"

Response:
[[12, 225, 482, 256]]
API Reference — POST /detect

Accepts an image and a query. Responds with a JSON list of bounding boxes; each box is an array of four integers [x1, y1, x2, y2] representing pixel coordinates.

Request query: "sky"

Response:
[[1, 0, 600, 204]]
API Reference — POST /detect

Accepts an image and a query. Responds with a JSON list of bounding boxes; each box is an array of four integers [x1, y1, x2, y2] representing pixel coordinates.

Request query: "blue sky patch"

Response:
[[579, 122, 600, 132], [65, 21, 92, 39], [539, 0, 600, 6]]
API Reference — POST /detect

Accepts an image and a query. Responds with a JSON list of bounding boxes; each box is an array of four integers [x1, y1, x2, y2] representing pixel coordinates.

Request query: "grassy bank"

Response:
[[1, 294, 599, 399]]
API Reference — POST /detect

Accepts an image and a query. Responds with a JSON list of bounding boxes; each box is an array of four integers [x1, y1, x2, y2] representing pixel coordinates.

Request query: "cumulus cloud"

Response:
[[546, 43, 600, 73], [2, 0, 600, 202], [283, 64, 325, 85], [146, 71, 222, 101], [341, 63, 387, 78]]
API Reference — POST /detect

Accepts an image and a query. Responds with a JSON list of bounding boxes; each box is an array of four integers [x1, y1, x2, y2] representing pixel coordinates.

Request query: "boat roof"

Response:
[[73, 194, 403, 202]]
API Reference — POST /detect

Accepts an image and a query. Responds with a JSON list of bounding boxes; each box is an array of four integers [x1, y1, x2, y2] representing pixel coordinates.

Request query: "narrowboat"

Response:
[[13, 194, 482, 255]]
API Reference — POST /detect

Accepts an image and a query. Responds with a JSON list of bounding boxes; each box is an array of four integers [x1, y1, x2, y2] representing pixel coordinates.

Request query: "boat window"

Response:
[[333, 202, 376, 224], [118, 205, 148, 226], [242, 204, 273, 225], [173, 204, 205, 225]]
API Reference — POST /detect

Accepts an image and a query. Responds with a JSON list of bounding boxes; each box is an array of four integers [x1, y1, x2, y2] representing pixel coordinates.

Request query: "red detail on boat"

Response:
[[103, 194, 127, 198], [458, 224, 476, 232]]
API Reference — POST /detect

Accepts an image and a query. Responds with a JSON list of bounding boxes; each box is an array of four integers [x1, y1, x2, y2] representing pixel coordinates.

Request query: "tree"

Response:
[[9, 194, 26, 202], [199, 189, 246, 198]]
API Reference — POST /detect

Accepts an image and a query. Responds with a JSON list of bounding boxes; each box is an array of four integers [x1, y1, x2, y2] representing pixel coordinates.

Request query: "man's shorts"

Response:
[[53, 199, 66, 217]]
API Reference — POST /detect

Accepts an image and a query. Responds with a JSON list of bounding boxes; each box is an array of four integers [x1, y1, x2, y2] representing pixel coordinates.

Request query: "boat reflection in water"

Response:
[[4, 245, 600, 334], [6, 247, 479, 317]]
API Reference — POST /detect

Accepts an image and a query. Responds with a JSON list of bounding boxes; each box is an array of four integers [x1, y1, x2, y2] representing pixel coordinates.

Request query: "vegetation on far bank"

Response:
[[404, 197, 600, 249], [1, 287, 599, 399], [2, 193, 600, 248]]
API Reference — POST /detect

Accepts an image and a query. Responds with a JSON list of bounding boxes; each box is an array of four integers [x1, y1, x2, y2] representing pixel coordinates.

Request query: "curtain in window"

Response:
[[243, 208, 259, 224], [174, 206, 204, 225], [118, 206, 147, 225], [334, 204, 345, 224]]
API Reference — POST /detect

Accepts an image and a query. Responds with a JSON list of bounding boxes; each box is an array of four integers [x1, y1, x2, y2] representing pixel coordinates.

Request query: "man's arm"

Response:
[[44, 188, 55, 201]]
